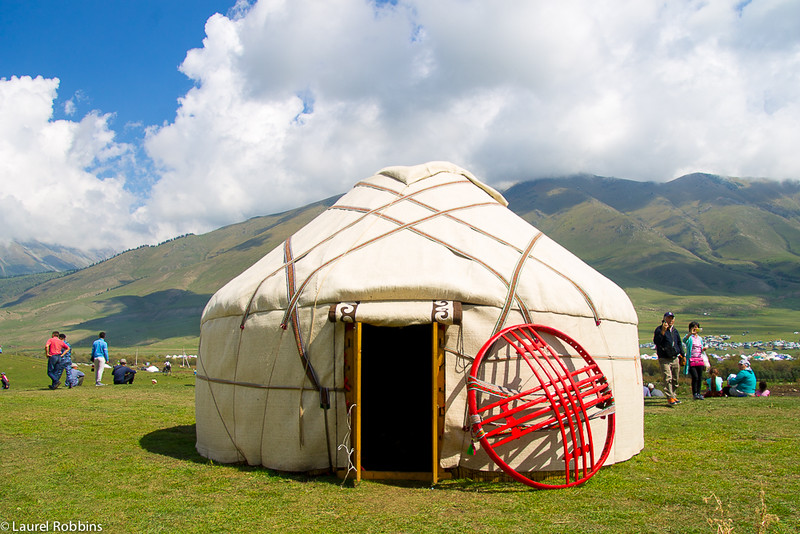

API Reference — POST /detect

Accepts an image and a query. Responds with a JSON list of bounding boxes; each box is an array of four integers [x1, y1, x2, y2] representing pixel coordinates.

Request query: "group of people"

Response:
[[45, 331, 84, 389], [703, 366, 770, 397], [45, 331, 137, 387], [651, 312, 767, 405]]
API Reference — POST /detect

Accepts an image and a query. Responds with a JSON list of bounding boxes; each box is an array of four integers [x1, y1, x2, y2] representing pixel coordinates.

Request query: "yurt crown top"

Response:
[[378, 161, 508, 207]]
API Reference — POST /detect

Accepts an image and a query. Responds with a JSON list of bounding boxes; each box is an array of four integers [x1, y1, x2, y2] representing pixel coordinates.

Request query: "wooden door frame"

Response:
[[341, 321, 447, 484]]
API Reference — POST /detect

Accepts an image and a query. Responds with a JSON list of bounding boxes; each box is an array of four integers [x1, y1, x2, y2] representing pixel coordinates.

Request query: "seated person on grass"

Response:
[[704, 367, 724, 398], [112, 359, 137, 385], [722, 359, 756, 397]]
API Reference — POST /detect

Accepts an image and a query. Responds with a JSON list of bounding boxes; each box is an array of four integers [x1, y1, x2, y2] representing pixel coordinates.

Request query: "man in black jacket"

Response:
[[653, 312, 684, 406]]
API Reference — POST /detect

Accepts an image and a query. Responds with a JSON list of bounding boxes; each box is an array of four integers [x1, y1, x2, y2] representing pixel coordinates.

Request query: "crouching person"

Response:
[[66, 363, 85, 387], [112, 359, 137, 385]]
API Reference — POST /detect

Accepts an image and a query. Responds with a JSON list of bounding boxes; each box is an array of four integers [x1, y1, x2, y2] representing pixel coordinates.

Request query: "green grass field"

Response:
[[1, 351, 798, 533]]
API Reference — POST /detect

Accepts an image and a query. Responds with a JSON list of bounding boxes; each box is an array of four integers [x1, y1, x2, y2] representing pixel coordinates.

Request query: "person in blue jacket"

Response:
[[91, 332, 109, 386], [724, 359, 757, 397]]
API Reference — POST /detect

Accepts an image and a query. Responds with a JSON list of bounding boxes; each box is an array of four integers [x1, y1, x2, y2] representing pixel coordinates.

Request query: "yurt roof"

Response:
[[201, 161, 637, 326]]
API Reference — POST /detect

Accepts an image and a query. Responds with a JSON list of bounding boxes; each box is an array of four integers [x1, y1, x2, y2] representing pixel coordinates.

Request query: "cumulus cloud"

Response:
[[3, 0, 800, 250], [139, 0, 800, 240], [0, 76, 144, 249]]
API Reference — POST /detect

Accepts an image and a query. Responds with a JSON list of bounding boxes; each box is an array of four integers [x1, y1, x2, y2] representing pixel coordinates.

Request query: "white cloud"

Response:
[[0, 76, 143, 249], [3, 0, 800, 251], [63, 98, 76, 116], [63, 90, 87, 117], [143, 0, 800, 240]]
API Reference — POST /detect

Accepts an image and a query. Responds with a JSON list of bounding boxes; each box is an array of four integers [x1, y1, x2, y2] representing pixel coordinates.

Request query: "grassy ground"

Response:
[[1, 351, 798, 533]]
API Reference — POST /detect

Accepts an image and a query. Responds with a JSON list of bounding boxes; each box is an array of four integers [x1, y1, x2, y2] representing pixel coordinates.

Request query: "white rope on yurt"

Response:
[[378, 179, 602, 327], [195, 336, 248, 462], [237, 177, 479, 330], [491, 233, 542, 335], [337, 404, 358, 487], [259, 325, 290, 460], [279, 200, 503, 328], [361, 182, 601, 328]]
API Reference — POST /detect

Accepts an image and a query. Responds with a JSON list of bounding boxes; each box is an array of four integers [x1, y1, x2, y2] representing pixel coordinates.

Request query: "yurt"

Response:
[[196, 161, 643, 487]]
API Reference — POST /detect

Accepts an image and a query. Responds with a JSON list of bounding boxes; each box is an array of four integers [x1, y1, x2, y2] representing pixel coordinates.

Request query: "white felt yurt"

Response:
[[196, 161, 643, 485]]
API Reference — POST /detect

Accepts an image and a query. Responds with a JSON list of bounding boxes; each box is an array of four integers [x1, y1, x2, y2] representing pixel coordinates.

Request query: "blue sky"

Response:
[[1, 0, 799, 252], [1, 0, 233, 136]]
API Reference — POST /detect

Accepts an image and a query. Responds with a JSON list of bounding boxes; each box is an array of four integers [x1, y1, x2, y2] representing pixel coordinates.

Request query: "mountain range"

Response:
[[0, 240, 111, 277], [1, 173, 799, 350], [508, 173, 800, 294]]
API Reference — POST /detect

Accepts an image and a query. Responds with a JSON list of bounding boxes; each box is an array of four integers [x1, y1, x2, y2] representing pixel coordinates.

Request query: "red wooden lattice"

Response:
[[467, 324, 615, 489]]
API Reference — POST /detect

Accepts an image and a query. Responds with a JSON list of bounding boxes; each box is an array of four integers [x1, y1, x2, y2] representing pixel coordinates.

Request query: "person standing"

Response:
[[91, 332, 109, 386], [57, 333, 75, 388], [45, 331, 68, 389], [683, 321, 709, 400], [653, 312, 685, 406]]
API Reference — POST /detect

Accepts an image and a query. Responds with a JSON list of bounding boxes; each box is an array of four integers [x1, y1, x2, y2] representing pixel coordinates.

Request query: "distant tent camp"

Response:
[[196, 161, 643, 487]]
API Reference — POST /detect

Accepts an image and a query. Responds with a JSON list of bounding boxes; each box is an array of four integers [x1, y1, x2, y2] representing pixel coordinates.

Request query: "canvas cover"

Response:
[[196, 161, 643, 473]]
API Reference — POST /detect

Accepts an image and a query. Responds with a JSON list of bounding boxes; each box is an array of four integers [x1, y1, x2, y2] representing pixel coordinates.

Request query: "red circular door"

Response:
[[467, 324, 615, 489]]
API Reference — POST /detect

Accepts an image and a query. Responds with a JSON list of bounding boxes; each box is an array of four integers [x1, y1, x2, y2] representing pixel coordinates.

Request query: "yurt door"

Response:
[[348, 322, 444, 483]]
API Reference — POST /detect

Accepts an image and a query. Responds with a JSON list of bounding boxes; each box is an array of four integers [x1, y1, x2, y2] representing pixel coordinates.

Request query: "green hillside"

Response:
[[2, 173, 800, 352], [0, 196, 337, 351], [508, 173, 800, 294], [0, 271, 71, 303]]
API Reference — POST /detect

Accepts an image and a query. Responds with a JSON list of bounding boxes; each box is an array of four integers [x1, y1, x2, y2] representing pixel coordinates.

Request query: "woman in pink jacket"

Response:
[[683, 321, 709, 400]]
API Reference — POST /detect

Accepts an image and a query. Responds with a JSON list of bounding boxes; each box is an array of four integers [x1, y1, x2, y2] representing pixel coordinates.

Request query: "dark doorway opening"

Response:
[[360, 323, 432, 472]]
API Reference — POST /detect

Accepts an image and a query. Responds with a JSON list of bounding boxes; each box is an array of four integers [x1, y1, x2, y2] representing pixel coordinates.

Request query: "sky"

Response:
[[1, 0, 799, 252]]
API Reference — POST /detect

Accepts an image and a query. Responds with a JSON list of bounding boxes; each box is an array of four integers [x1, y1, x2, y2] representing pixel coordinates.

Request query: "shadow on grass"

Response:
[[643, 397, 675, 408], [435, 478, 545, 493], [140, 424, 207, 463], [139, 424, 530, 491], [139, 424, 344, 485]]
